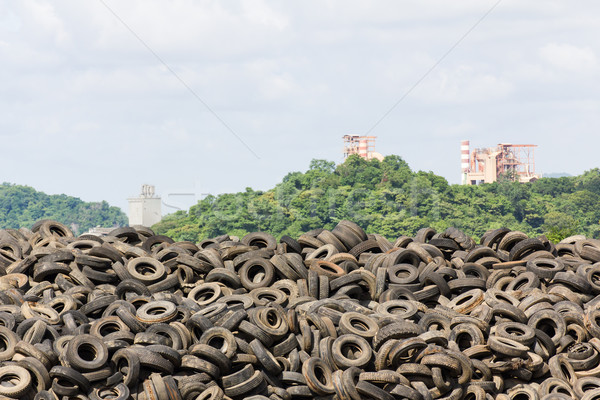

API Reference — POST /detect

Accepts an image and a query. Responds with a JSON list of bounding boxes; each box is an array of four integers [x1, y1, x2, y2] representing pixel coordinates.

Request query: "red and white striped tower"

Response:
[[461, 140, 470, 184], [358, 139, 368, 159]]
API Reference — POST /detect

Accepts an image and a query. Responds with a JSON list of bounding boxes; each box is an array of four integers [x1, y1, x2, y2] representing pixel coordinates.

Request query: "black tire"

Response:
[[348, 240, 382, 258], [527, 258, 565, 280], [223, 370, 265, 397], [16, 357, 51, 392], [356, 380, 396, 400], [242, 232, 277, 251], [0, 365, 33, 398], [136, 300, 178, 324], [126, 257, 166, 284], [48, 366, 90, 393], [302, 357, 334, 396], [111, 348, 141, 388], [509, 238, 546, 260], [0, 326, 18, 361], [372, 322, 423, 350], [249, 339, 281, 376], [331, 334, 372, 369], [338, 312, 378, 338], [279, 235, 302, 254], [65, 334, 109, 372]]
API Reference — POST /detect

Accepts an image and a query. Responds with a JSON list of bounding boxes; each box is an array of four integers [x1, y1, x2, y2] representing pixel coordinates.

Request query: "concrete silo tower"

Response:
[[128, 184, 162, 227]]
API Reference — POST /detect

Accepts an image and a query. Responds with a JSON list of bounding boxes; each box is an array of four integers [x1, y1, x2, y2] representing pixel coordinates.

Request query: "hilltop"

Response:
[[0, 183, 127, 235], [153, 155, 600, 243]]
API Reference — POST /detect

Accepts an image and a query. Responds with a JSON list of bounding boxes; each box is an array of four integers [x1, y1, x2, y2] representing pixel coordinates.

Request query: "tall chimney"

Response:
[[461, 140, 470, 184], [358, 139, 368, 159]]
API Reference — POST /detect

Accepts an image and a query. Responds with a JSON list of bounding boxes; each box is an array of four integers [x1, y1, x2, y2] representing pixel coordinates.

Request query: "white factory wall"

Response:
[[128, 197, 162, 227]]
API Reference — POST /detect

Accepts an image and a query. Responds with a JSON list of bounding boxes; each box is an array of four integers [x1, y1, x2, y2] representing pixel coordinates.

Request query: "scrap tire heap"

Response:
[[1, 220, 600, 399]]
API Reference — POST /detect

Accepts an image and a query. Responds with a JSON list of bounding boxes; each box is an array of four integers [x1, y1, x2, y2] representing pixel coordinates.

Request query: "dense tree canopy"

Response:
[[152, 155, 600, 243], [0, 183, 127, 235]]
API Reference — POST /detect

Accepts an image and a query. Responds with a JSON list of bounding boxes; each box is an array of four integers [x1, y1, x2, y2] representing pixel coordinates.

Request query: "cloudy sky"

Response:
[[1, 1, 599, 213]]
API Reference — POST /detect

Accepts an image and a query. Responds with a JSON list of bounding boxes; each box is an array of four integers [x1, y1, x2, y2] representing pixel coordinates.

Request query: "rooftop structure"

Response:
[[342, 135, 384, 161]]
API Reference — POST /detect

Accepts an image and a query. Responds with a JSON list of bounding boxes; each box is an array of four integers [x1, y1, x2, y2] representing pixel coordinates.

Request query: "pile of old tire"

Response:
[[1, 221, 600, 399]]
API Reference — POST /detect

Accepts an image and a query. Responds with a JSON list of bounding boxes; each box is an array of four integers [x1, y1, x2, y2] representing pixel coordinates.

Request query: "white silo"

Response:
[[128, 184, 162, 227]]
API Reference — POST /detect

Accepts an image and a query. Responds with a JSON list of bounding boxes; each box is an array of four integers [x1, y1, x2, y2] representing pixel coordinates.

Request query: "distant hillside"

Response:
[[153, 155, 600, 243], [0, 183, 127, 235], [543, 172, 573, 178]]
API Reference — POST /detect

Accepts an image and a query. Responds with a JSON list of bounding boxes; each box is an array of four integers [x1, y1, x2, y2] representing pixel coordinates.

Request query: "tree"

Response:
[[380, 155, 413, 188], [151, 155, 600, 243], [308, 159, 336, 173], [497, 170, 519, 183], [335, 155, 382, 188], [543, 211, 577, 243], [531, 177, 575, 197], [0, 183, 127, 234], [575, 168, 600, 195]]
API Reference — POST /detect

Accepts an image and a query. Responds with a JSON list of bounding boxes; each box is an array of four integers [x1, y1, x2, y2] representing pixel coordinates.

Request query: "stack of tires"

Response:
[[0, 220, 600, 399]]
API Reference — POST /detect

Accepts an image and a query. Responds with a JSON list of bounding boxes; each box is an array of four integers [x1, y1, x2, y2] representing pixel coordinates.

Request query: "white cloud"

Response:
[[22, 1, 70, 45], [539, 43, 597, 72], [0, 9, 22, 32], [412, 65, 514, 104], [2, 0, 600, 210], [434, 121, 477, 138]]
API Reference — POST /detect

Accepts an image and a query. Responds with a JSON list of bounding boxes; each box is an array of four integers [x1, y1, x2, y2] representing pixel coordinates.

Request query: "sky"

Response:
[[1, 1, 599, 214]]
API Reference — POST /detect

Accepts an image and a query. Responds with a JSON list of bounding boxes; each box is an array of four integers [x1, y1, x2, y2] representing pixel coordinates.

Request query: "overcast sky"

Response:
[[1, 1, 599, 213]]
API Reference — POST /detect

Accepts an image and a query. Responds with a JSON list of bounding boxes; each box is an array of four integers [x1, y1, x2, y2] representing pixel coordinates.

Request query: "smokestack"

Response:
[[358, 139, 368, 159], [461, 140, 470, 184]]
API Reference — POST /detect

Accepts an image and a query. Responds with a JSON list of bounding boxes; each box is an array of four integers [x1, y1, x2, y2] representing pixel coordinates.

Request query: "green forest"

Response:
[[0, 183, 128, 235], [152, 155, 600, 243]]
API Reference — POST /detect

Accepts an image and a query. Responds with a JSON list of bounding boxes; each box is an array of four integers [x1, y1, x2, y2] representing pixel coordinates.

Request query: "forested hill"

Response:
[[153, 155, 600, 243], [0, 183, 127, 235]]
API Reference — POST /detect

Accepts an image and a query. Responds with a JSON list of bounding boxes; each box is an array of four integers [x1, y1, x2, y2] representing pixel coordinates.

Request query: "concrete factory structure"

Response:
[[461, 140, 540, 185], [128, 184, 162, 227], [342, 135, 384, 161]]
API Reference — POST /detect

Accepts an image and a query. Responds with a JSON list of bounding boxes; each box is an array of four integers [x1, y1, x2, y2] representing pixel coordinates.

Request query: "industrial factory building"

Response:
[[461, 140, 539, 185]]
